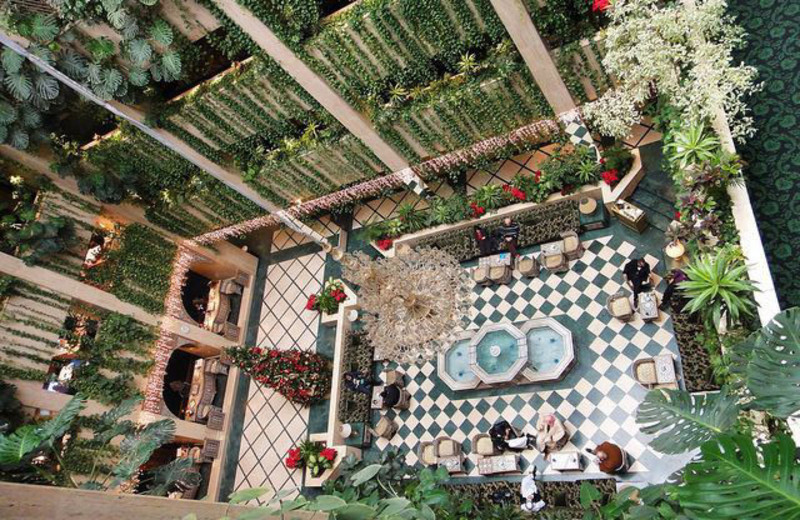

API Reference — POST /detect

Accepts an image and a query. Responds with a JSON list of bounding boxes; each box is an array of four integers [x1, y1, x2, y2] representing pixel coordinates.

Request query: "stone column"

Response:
[[489, 0, 576, 114], [211, 0, 409, 171]]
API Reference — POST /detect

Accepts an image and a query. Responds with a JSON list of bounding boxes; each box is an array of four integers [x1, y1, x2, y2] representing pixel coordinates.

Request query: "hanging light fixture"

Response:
[[341, 248, 472, 364]]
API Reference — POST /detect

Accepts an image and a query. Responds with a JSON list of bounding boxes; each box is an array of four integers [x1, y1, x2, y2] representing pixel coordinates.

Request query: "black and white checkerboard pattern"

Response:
[[372, 234, 678, 477]]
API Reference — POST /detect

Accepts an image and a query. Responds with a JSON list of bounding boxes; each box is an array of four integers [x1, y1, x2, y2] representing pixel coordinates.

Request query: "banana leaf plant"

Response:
[[0, 393, 198, 494], [636, 388, 740, 454], [732, 306, 800, 418]]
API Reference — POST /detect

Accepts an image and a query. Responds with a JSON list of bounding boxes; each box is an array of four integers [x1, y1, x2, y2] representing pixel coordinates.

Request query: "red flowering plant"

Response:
[[592, 0, 611, 12], [601, 168, 619, 186], [228, 345, 331, 406], [306, 278, 347, 314], [502, 184, 527, 202], [285, 440, 336, 477], [469, 201, 486, 218], [376, 238, 394, 251]]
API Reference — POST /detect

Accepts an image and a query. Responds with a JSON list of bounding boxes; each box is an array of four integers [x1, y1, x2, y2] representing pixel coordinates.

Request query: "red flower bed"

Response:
[[376, 238, 394, 251], [592, 0, 610, 12], [228, 345, 331, 406]]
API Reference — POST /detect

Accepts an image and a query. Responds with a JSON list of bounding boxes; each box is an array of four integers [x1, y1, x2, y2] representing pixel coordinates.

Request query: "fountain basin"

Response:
[[470, 323, 528, 384], [437, 332, 479, 390], [438, 319, 575, 391], [520, 318, 574, 383]]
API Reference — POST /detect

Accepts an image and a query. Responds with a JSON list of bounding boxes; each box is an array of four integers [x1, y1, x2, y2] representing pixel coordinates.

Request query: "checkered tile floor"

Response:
[[371, 233, 679, 477], [233, 252, 325, 500]]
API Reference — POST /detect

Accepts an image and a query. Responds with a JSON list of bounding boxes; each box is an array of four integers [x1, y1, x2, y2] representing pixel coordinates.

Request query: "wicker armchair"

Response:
[[374, 416, 398, 439], [517, 256, 540, 278], [393, 389, 411, 410], [607, 291, 634, 321], [472, 265, 491, 286], [488, 265, 512, 284], [435, 437, 462, 458], [541, 252, 568, 273], [561, 231, 584, 260], [418, 441, 438, 466], [472, 433, 498, 456]]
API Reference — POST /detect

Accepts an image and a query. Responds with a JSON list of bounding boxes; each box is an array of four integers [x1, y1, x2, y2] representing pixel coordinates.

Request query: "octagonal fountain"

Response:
[[437, 318, 575, 391]]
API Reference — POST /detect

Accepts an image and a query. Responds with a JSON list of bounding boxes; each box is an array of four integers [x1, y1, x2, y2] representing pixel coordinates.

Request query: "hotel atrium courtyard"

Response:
[[0, 1, 798, 519]]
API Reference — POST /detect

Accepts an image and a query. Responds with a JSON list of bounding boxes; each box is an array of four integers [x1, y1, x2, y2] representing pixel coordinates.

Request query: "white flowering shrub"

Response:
[[583, 0, 760, 142]]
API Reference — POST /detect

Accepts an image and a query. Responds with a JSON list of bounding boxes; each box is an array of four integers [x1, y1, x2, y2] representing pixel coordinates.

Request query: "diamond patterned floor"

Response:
[[233, 251, 326, 500], [370, 233, 679, 478]]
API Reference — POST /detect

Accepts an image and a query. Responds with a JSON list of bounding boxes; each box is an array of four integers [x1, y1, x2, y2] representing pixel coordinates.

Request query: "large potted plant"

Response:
[[286, 440, 337, 478], [306, 278, 348, 316]]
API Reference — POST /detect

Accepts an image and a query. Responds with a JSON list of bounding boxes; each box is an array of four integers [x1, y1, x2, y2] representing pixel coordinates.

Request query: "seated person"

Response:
[[495, 217, 521, 258], [474, 226, 495, 256], [520, 466, 546, 513], [343, 370, 379, 396], [490, 420, 535, 452], [623, 257, 652, 308], [380, 383, 401, 407], [661, 268, 688, 311], [587, 442, 627, 474], [535, 414, 568, 455]]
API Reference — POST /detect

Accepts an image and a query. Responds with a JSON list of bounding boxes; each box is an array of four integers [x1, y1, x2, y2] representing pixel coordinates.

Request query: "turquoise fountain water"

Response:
[[525, 328, 566, 373], [474, 330, 522, 375], [444, 339, 474, 383]]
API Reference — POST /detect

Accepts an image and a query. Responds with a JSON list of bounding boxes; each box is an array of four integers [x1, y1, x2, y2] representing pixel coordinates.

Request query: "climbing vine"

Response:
[[83, 224, 176, 314]]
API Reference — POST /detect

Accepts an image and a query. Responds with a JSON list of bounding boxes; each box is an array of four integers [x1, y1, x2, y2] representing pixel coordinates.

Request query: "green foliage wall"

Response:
[[83, 125, 263, 232], [0, 276, 71, 378], [84, 224, 176, 314], [300, 0, 508, 108]]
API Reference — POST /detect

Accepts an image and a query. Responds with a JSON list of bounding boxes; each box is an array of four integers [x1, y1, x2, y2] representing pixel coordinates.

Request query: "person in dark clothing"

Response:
[[489, 420, 535, 452], [380, 384, 401, 407], [496, 217, 521, 258], [474, 226, 495, 256], [623, 257, 652, 309], [344, 370, 380, 395], [661, 269, 688, 310]]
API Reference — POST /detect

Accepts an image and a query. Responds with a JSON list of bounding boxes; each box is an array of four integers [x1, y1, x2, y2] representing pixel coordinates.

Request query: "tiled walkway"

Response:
[[372, 232, 680, 478], [232, 251, 325, 499]]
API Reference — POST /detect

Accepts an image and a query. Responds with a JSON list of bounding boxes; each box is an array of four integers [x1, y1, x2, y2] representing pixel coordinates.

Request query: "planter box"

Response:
[[370, 149, 643, 257], [318, 280, 358, 327]]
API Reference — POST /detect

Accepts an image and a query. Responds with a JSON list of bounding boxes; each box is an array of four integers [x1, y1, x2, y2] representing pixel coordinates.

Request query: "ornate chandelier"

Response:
[[341, 247, 472, 364]]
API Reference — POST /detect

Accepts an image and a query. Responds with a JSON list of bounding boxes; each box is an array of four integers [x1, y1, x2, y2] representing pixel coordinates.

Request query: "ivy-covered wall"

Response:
[[84, 224, 177, 314], [0, 277, 70, 382], [83, 125, 264, 232], [0, 274, 157, 406]]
